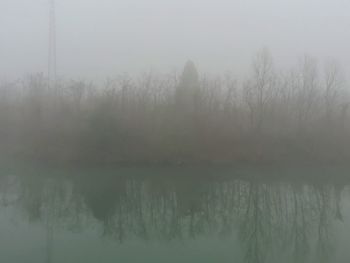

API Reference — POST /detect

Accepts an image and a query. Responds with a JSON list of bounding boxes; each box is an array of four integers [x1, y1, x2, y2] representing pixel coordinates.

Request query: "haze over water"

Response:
[[0, 166, 350, 263]]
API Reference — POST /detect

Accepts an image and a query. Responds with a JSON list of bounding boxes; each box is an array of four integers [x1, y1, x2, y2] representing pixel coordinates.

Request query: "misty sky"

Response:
[[1, 0, 350, 80]]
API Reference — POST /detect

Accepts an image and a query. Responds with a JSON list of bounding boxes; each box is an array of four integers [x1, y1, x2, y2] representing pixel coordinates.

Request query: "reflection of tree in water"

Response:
[[0, 173, 346, 263]]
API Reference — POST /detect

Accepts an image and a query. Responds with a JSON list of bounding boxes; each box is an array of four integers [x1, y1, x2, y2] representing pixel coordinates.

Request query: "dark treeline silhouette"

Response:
[[1, 49, 350, 163], [0, 170, 344, 263]]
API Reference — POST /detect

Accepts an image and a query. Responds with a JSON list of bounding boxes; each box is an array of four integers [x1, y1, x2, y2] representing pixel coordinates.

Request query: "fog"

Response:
[[2, 0, 350, 80], [1, 0, 350, 164], [3, 2, 350, 262]]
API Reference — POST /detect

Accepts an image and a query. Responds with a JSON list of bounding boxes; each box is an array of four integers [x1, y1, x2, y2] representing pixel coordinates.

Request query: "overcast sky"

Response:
[[1, 0, 350, 80]]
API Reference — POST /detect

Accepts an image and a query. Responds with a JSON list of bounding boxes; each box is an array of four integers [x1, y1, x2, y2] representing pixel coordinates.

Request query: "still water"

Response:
[[0, 165, 350, 263]]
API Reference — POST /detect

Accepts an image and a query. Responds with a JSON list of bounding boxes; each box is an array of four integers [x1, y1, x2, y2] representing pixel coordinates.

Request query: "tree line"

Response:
[[0, 48, 349, 163]]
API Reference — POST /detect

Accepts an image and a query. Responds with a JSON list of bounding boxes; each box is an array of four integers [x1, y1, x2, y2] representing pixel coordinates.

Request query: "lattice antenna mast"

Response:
[[48, 0, 57, 89]]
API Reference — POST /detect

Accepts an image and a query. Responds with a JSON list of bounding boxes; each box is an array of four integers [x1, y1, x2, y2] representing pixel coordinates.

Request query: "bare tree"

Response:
[[295, 55, 319, 132], [244, 48, 276, 133], [323, 59, 344, 126]]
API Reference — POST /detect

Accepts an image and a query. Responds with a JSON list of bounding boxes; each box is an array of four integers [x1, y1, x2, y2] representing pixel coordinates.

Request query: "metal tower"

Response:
[[48, 0, 57, 89]]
